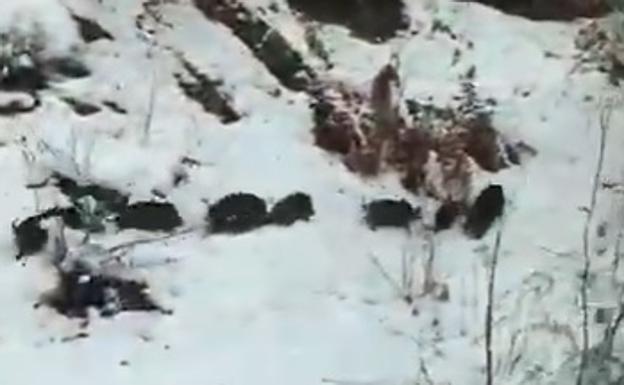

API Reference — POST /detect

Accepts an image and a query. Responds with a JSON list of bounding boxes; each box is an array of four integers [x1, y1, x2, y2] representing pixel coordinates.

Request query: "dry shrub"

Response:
[[312, 63, 522, 205], [574, 20, 624, 85]]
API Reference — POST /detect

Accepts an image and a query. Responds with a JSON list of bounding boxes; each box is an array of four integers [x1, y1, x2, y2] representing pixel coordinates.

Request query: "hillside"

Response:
[[0, 1, 623, 384]]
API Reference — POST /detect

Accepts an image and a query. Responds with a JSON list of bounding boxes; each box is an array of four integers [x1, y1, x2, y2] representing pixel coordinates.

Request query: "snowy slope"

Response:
[[0, 0, 623, 384]]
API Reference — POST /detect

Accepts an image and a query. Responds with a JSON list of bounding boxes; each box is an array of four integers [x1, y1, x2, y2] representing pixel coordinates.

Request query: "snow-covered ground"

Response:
[[0, 0, 623, 384]]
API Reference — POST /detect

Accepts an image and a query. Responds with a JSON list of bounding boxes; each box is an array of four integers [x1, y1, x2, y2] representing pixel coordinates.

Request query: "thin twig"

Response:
[[370, 254, 405, 299], [419, 358, 435, 385], [577, 101, 610, 385], [142, 70, 157, 145], [106, 226, 199, 255], [486, 226, 504, 385], [423, 230, 436, 294]]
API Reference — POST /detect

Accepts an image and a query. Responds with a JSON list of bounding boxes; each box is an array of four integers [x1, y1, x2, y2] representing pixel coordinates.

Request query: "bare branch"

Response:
[[486, 226, 504, 385], [577, 100, 610, 385], [142, 71, 157, 145], [370, 254, 406, 301]]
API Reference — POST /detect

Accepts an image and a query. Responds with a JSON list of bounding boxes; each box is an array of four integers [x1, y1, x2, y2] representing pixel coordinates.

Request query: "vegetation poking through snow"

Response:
[[41, 260, 167, 319], [456, 0, 610, 21], [193, 0, 314, 91], [175, 57, 240, 123], [52, 173, 129, 215], [71, 14, 113, 43], [286, 0, 410, 43], [574, 20, 624, 85], [61, 97, 101, 116], [313, 63, 518, 209]]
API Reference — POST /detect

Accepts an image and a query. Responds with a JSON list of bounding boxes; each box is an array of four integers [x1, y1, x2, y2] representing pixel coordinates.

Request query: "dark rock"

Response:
[[287, 0, 410, 43], [62, 97, 101, 116], [311, 98, 354, 155], [269, 192, 314, 225], [72, 14, 114, 43], [12, 214, 49, 259], [116, 202, 183, 232], [44, 262, 165, 319], [464, 184, 504, 239], [364, 199, 419, 230], [207, 193, 268, 234], [434, 201, 463, 232]]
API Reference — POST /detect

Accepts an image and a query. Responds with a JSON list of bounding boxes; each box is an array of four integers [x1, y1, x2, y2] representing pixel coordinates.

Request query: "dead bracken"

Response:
[[312, 64, 514, 204]]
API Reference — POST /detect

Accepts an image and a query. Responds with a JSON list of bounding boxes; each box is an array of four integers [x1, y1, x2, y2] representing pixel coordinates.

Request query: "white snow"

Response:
[[0, 0, 623, 384]]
